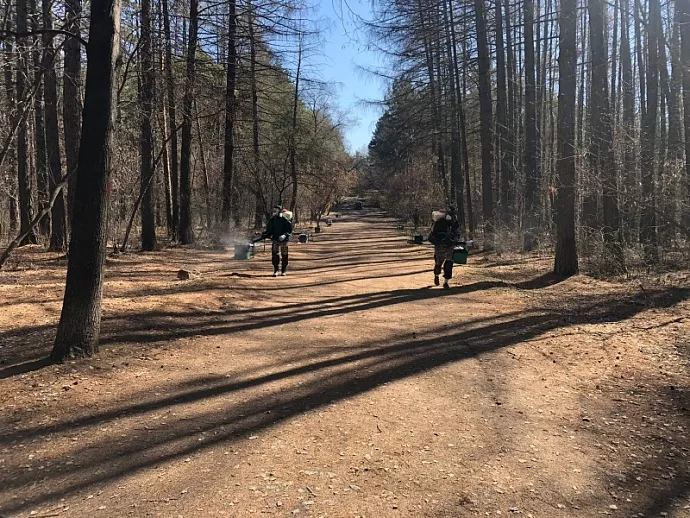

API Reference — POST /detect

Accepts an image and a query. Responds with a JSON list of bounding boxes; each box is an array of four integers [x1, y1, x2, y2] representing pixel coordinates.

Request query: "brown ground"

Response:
[[0, 210, 689, 518]]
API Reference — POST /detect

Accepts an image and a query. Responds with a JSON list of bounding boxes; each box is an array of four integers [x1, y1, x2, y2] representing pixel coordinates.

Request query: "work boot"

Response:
[[434, 275, 440, 286]]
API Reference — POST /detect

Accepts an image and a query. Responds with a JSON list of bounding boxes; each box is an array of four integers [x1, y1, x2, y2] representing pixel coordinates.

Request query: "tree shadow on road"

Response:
[[0, 285, 687, 515]]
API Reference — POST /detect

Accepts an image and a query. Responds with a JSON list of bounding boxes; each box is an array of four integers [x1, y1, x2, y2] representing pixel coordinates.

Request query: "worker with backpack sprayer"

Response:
[[428, 207, 460, 289], [254, 205, 293, 276]]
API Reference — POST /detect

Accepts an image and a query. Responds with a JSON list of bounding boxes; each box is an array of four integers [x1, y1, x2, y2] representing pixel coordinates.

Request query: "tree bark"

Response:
[[554, 0, 578, 276], [248, 0, 263, 229], [162, 0, 179, 240], [63, 0, 82, 230], [523, 0, 539, 250], [589, 0, 623, 269], [289, 34, 302, 215], [42, 0, 67, 251], [31, 0, 49, 237], [610, 0, 619, 117], [443, 0, 464, 229], [178, 0, 197, 244], [635, 0, 647, 119], [418, 0, 448, 200], [641, 0, 660, 262], [155, 0, 174, 239], [16, 0, 37, 246], [194, 101, 212, 230], [495, 0, 510, 229], [448, 0, 466, 231], [139, 0, 157, 251], [474, 0, 494, 249], [680, 0, 690, 217], [3, 16, 18, 233], [51, 0, 121, 360], [220, 0, 237, 227], [620, 0, 636, 243], [461, 31, 474, 237], [503, 0, 516, 227]]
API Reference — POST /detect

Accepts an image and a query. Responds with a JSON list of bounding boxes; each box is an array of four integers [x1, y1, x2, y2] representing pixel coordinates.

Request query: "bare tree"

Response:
[[554, 0, 578, 276], [680, 0, 690, 212], [52, 0, 122, 360], [139, 0, 157, 251], [523, 0, 539, 250], [42, 0, 67, 251], [589, 0, 623, 270], [16, 0, 37, 245], [63, 0, 82, 228], [221, 0, 237, 228], [161, 0, 178, 239], [641, 0, 660, 262], [178, 0, 198, 245], [475, 0, 494, 249]]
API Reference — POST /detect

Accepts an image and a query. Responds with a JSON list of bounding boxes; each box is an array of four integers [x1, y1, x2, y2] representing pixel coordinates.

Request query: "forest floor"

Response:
[[0, 208, 689, 518]]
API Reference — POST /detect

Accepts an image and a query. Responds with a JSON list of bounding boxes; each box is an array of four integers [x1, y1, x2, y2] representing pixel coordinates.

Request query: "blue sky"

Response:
[[312, 0, 385, 154]]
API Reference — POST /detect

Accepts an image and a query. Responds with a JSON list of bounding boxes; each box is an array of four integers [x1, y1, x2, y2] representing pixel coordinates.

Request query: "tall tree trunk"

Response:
[[3, 16, 18, 233], [194, 101, 212, 230], [156, 0, 174, 238], [495, 0, 510, 230], [576, 0, 587, 157], [289, 34, 302, 214], [680, 0, 690, 219], [63, 0, 82, 230], [418, 0, 448, 199], [658, 4, 682, 240], [589, 0, 624, 270], [139, 0, 157, 251], [461, 31, 475, 237], [162, 0, 179, 239], [42, 0, 67, 251], [610, 0, 619, 115], [635, 0, 647, 119], [523, 0, 539, 250], [248, 0, 263, 229], [620, 0, 636, 243], [31, 0, 49, 237], [554, 0, 578, 276], [159, 102, 174, 235], [435, 18, 449, 209], [448, 0, 466, 231], [538, 0, 549, 179], [443, 0, 464, 229], [16, 0, 37, 246], [475, 0, 494, 249], [51, 0, 121, 360], [641, 0, 660, 262], [179, 0, 198, 245], [669, 2, 684, 231], [220, 0, 237, 227], [503, 0, 517, 226]]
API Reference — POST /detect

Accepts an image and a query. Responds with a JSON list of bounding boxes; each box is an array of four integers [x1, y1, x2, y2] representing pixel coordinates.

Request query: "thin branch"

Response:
[[0, 171, 73, 269], [0, 28, 88, 47]]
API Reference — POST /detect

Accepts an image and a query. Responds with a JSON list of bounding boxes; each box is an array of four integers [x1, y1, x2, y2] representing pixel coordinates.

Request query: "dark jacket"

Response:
[[262, 214, 293, 242], [429, 217, 459, 246]]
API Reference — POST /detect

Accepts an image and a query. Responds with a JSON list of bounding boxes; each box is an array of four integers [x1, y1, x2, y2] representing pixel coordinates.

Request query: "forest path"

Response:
[[1, 208, 689, 517]]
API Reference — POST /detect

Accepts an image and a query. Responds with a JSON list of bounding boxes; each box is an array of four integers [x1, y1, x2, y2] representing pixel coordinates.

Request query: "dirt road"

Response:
[[1, 209, 689, 517]]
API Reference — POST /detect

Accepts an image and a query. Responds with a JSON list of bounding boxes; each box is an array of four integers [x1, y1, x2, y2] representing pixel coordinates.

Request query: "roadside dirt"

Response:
[[1, 210, 689, 518]]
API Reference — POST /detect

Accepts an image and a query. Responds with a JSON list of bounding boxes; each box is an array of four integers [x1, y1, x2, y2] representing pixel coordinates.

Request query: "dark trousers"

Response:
[[434, 244, 454, 279], [272, 241, 289, 272]]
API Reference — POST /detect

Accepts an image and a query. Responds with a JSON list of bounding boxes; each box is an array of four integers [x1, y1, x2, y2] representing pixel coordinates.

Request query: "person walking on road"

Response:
[[256, 205, 293, 276], [428, 207, 460, 289]]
